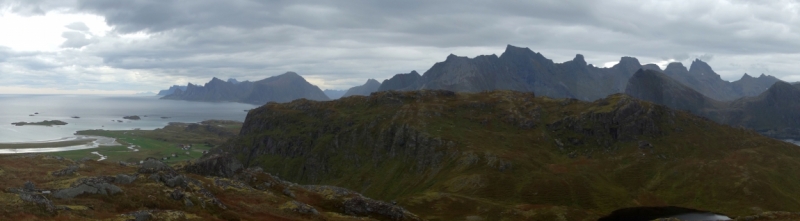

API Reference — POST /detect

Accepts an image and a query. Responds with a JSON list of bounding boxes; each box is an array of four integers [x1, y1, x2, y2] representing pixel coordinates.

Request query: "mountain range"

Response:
[[161, 72, 329, 105], [626, 69, 800, 139], [156, 45, 795, 139], [158, 45, 780, 105], [330, 45, 779, 102]]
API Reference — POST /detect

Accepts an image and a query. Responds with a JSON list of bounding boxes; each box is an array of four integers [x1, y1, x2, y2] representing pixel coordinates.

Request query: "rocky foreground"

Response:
[[0, 154, 420, 221]]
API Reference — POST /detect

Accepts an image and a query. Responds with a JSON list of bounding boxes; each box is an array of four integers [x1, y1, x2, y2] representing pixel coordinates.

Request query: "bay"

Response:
[[0, 94, 257, 143]]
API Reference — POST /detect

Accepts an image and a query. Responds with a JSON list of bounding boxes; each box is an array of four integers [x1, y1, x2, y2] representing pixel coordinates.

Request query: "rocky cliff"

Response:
[[221, 90, 800, 220]]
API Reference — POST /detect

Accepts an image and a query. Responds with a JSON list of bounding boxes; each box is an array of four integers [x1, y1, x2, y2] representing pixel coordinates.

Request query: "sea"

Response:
[[0, 94, 257, 143]]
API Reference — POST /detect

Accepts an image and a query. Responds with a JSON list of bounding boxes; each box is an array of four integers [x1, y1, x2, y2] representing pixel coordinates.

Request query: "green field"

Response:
[[56, 120, 242, 165]]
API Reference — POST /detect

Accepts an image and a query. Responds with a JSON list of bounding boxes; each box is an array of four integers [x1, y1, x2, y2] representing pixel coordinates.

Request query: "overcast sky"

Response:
[[0, 0, 798, 94]]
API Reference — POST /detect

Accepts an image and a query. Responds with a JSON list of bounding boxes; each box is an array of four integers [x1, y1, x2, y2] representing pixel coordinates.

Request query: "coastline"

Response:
[[0, 136, 119, 154]]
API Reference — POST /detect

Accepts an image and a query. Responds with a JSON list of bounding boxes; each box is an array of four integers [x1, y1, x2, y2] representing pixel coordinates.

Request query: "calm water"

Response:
[[0, 94, 257, 143]]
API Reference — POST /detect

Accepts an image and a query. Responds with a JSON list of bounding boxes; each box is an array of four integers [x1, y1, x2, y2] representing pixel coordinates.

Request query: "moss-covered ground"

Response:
[[228, 90, 800, 220]]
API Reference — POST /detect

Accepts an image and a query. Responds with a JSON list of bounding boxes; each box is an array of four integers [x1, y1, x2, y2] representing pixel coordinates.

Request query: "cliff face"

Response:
[[162, 72, 329, 105], [222, 90, 800, 220]]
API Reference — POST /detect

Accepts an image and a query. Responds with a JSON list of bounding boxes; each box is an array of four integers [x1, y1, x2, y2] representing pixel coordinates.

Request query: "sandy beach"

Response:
[[0, 136, 120, 154]]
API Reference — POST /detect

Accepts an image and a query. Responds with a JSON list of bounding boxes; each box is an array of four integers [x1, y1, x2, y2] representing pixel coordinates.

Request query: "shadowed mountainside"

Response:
[[377, 71, 421, 92], [625, 69, 724, 114], [342, 79, 381, 97], [626, 70, 800, 139], [220, 90, 800, 220]]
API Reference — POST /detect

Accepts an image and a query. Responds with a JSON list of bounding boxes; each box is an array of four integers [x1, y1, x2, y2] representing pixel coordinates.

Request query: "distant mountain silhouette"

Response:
[[157, 85, 188, 96], [162, 72, 329, 104], [342, 79, 381, 97], [227, 78, 241, 84], [732, 73, 782, 97], [375, 45, 778, 102], [662, 60, 780, 101]]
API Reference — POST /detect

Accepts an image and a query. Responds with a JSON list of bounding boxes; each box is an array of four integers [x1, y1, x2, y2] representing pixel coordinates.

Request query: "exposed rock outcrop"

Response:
[[185, 154, 243, 178]]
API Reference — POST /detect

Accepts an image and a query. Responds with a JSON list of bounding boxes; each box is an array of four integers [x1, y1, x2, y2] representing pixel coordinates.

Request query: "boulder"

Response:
[[53, 177, 122, 199], [139, 158, 172, 174], [51, 165, 78, 176], [185, 154, 243, 178], [115, 174, 137, 184]]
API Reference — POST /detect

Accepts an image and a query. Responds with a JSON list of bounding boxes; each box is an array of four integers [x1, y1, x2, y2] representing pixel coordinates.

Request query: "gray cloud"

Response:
[[60, 31, 97, 48], [1, 0, 799, 91], [697, 54, 714, 62], [65, 22, 90, 31]]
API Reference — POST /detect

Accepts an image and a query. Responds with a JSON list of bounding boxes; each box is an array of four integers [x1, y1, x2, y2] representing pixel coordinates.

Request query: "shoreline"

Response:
[[0, 138, 96, 149], [0, 136, 120, 154]]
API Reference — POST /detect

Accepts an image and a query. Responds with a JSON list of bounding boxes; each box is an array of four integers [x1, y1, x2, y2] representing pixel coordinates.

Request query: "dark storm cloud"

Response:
[[2, 0, 800, 91]]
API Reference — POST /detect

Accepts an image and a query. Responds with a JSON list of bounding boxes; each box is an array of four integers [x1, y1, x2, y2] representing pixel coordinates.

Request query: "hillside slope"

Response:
[[223, 90, 800, 220]]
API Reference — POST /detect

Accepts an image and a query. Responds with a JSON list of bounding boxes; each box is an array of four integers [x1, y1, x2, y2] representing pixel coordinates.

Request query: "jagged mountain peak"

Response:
[[641, 64, 663, 72], [572, 54, 587, 66], [281, 71, 301, 77], [765, 81, 799, 95], [500, 44, 542, 59], [365, 78, 380, 85], [613, 57, 642, 72], [664, 62, 688, 72], [741, 73, 754, 80], [689, 59, 719, 78], [618, 56, 641, 65]]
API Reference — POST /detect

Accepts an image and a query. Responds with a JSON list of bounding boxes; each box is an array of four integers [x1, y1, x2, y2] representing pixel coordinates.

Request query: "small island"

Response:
[[11, 120, 68, 126], [123, 115, 141, 120]]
